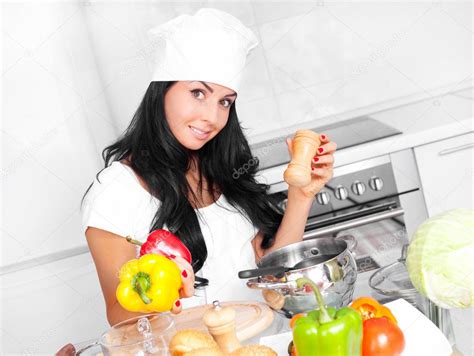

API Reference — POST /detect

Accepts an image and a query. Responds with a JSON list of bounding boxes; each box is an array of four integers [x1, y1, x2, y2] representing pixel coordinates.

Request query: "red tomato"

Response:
[[362, 317, 405, 356]]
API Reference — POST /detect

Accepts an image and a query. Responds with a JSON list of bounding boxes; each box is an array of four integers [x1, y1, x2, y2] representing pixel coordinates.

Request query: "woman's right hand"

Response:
[[170, 255, 195, 314]]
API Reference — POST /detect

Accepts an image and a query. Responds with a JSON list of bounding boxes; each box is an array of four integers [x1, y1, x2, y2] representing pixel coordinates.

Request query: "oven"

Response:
[[267, 149, 427, 279]]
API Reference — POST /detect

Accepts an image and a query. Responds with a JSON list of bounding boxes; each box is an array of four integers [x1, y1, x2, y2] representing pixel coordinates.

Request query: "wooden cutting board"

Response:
[[172, 301, 274, 341]]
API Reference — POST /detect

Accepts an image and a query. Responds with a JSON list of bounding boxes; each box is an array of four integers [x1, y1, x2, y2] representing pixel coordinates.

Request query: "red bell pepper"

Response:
[[126, 229, 192, 263]]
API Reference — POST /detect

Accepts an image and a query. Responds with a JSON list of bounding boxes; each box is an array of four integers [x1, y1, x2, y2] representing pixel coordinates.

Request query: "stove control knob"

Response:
[[351, 180, 366, 195], [316, 191, 330, 205], [334, 185, 349, 200], [369, 176, 384, 191]]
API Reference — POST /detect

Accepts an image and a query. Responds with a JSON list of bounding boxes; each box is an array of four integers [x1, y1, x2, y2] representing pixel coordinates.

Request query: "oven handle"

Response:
[[303, 206, 404, 239]]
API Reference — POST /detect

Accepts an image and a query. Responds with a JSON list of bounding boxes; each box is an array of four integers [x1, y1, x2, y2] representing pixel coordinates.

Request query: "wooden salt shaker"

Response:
[[203, 300, 242, 354], [284, 130, 321, 187]]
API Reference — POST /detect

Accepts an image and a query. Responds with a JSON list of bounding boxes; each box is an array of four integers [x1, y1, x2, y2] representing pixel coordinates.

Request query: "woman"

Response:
[[81, 8, 336, 326]]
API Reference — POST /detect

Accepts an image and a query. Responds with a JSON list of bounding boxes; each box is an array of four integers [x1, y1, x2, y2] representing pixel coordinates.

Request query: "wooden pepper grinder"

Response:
[[203, 300, 242, 354], [284, 130, 321, 187]]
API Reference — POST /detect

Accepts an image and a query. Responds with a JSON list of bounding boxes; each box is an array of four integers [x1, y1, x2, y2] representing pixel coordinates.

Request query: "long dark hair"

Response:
[[83, 81, 283, 272]]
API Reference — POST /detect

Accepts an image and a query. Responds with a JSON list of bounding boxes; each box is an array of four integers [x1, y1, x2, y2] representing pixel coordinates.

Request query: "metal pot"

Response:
[[238, 235, 358, 318]]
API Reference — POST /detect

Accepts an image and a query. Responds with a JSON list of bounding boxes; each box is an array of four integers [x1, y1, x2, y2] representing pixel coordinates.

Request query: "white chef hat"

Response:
[[147, 8, 258, 94]]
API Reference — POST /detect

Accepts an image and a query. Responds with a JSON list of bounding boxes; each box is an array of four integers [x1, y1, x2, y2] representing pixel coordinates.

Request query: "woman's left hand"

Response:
[[285, 132, 337, 198]]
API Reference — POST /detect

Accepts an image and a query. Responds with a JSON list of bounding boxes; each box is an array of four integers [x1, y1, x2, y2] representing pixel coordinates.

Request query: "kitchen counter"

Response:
[[255, 87, 473, 186], [70, 294, 454, 356]]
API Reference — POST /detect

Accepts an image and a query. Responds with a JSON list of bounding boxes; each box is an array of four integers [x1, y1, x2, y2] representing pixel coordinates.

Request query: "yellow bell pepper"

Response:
[[116, 254, 182, 313]]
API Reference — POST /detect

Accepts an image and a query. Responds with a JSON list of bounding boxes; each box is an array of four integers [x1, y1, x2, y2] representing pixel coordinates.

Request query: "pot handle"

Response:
[[238, 266, 289, 279], [246, 278, 297, 290], [335, 234, 357, 252]]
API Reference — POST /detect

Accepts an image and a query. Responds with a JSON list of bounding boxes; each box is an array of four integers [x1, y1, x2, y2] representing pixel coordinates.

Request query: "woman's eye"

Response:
[[191, 89, 205, 99], [221, 99, 232, 108], [191, 89, 232, 108]]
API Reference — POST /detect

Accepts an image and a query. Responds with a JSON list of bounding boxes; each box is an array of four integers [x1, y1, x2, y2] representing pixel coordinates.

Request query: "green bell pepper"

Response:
[[292, 277, 362, 356]]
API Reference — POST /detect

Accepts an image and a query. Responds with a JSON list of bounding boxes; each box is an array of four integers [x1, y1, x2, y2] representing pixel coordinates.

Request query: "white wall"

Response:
[[1, 1, 472, 354], [2, 1, 118, 266]]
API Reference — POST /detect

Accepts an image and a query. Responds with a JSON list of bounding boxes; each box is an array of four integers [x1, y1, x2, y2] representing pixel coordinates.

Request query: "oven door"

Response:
[[302, 196, 408, 273]]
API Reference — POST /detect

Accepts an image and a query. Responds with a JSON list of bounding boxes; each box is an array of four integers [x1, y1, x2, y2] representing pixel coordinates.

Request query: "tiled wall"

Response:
[[2, 2, 118, 266]]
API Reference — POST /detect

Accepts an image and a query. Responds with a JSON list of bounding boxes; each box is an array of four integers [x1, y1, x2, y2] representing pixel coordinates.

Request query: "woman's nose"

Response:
[[203, 103, 220, 124]]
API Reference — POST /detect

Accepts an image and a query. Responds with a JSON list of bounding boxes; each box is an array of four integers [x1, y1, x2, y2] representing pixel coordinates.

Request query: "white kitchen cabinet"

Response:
[[0, 253, 108, 355], [414, 132, 473, 217]]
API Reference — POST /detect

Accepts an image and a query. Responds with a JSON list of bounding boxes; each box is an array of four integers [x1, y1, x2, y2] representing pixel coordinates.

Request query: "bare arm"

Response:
[[267, 186, 314, 252], [86, 227, 145, 326], [252, 133, 336, 261], [252, 187, 313, 262], [86, 227, 195, 326]]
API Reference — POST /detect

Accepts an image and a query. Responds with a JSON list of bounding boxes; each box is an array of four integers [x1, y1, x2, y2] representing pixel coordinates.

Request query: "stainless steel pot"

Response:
[[239, 235, 358, 318]]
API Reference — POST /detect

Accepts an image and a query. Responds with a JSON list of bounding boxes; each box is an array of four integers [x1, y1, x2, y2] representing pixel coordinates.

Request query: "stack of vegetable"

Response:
[[289, 278, 405, 356], [116, 229, 191, 313]]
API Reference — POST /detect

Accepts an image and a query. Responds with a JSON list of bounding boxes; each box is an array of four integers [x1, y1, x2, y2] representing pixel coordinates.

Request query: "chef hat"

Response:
[[147, 8, 258, 93]]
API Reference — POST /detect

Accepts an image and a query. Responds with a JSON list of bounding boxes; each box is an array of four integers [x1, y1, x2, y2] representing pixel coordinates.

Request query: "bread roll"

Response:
[[230, 344, 277, 355], [169, 329, 219, 356], [182, 347, 225, 356]]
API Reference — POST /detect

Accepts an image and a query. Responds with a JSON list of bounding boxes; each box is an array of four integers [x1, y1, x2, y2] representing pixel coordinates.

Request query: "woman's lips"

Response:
[[189, 126, 211, 140]]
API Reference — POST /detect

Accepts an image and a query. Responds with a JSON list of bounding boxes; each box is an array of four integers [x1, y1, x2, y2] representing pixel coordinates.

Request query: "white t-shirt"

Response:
[[81, 161, 263, 308]]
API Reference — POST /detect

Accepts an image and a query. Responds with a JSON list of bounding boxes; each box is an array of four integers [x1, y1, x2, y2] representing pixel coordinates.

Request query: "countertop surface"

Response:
[[256, 87, 473, 186]]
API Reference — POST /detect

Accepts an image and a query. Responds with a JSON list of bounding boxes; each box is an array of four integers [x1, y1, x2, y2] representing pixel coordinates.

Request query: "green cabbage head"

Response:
[[406, 208, 473, 309]]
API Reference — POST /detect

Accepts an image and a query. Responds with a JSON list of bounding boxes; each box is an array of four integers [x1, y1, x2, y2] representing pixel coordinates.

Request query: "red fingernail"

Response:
[[182, 270, 188, 278], [318, 147, 324, 153], [312, 167, 315, 171], [321, 134, 326, 140], [169, 254, 176, 259], [175, 300, 181, 307], [313, 157, 319, 163]]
